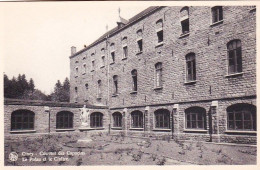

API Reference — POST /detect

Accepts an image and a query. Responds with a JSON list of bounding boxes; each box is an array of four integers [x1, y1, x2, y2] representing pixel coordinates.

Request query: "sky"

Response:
[[1, 2, 149, 95]]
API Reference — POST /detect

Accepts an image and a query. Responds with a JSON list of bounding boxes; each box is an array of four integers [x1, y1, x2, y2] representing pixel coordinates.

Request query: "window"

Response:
[[122, 37, 128, 59], [212, 6, 223, 23], [101, 56, 105, 67], [156, 19, 163, 43], [180, 7, 189, 34], [85, 83, 88, 90], [56, 111, 73, 129], [113, 75, 118, 95], [123, 46, 128, 59], [227, 40, 242, 74], [11, 110, 35, 131], [185, 107, 206, 129], [101, 48, 105, 67], [137, 29, 143, 53], [113, 112, 122, 127], [131, 69, 137, 92], [90, 112, 103, 128], [83, 64, 86, 74], [91, 60, 95, 71], [227, 104, 256, 131], [154, 109, 170, 129], [186, 53, 196, 82], [131, 111, 143, 128], [75, 67, 78, 77], [155, 62, 162, 88], [110, 43, 115, 63], [74, 87, 78, 102], [97, 80, 101, 98]]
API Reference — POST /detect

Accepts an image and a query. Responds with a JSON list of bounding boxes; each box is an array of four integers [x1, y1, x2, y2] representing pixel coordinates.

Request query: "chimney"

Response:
[[71, 46, 76, 55]]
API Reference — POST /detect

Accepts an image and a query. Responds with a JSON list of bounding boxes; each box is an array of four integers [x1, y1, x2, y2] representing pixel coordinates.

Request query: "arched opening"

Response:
[[185, 106, 206, 129], [112, 112, 122, 127], [11, 109, 35, 131], [56, 111, 73, 129], [227, 103, 256, 131], [154, 109, 170, 129], [131, 110, 143, 128], [90, 112, 103, 128]]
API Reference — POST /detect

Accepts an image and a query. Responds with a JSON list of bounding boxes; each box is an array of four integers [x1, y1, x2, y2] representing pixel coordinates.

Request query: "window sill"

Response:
[[100, 65, 105, 69], [112, 94, 119, 97], [56, 129, 75, 132], [10, 130, 36, 134], [129, 128, 144, 131], [152, 128, 171, 132], [179, 32, 190, 38], [225, 130, 256, 134], [122, 57, 127, 61], [210, 20, 224, 27], [79, 127, 105, 131], [154, 87, 163, 90], [155, 42, 164, 48], [225, 72, 243, 78], [110, 62, 115, 65], [111, 127, 123, 130], [130, 91, 137, 94], [183, 129, 208, 133], [136, 51, 143, 55], [184, 80, 196, 85]]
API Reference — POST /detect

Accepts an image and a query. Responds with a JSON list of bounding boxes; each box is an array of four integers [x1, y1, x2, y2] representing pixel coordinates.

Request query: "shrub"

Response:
[[156, 157, 166, 165]]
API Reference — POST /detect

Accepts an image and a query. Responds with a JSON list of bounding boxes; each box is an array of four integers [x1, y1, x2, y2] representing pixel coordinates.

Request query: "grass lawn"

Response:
[[4, 132, 256, 166]]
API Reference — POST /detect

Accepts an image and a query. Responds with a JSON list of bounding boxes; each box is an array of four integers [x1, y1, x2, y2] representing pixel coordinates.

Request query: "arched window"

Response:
[[211, 6, 223, 24], [113, 112, 122, 127], [113, 75, 118, 95], [185, 107, 206, 129], [90, 112, 103, 128], [11, 110, 35, 131], [131, 69, 137, 92], [85, 83, 88, 90], [74, 87, 78, 102], [155, 62, 162, 88], [227, 40, 242, 74], [56, 111, 73, 129], [137, 29, 143, 53], [227, 104, 256, 131], [156, 19, 163, 43], [154, 109, 170, 129], [131, 111, 143, 128], [180, 7, 189, 34], [186, 53, 196, 81]]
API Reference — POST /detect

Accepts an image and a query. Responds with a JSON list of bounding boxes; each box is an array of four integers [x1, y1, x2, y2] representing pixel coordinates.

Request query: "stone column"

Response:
[[123, 108, 128, 136], [211, 101, 220, 142], [173, 104, 179, 139]]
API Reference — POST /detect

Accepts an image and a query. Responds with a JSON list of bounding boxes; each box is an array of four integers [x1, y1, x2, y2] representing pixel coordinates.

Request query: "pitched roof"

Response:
[[70, 6, 163, 58]]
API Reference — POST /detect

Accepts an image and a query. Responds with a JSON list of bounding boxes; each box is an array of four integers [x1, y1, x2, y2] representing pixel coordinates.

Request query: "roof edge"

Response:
[[69, 6, 164, 59]]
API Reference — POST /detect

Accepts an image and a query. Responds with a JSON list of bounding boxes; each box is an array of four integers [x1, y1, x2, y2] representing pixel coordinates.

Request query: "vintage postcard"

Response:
[[0, 0, 258, 168]]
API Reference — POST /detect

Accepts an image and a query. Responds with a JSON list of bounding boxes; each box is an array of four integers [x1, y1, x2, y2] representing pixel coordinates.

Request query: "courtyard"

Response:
[[4, 132, 257, 166]]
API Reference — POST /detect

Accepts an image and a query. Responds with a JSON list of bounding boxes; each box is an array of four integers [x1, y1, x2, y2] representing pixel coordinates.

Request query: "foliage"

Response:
[[4, 73, 70, 102]]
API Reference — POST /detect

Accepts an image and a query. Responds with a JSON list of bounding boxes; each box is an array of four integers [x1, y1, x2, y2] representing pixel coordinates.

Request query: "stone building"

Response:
[[4, 6, 256, 144], [69, 6, 256, 144]]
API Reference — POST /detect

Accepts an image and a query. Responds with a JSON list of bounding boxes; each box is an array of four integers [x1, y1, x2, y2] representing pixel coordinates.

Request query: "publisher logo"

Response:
[[9, 152, 18, 162]]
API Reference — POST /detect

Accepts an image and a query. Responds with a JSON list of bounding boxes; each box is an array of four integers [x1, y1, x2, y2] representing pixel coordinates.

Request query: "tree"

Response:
[[50, 78, 70, 102], [28, 78, 35, 92]]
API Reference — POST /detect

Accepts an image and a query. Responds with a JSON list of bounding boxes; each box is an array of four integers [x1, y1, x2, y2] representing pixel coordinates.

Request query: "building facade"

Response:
[[69, 6, 256, 144]]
